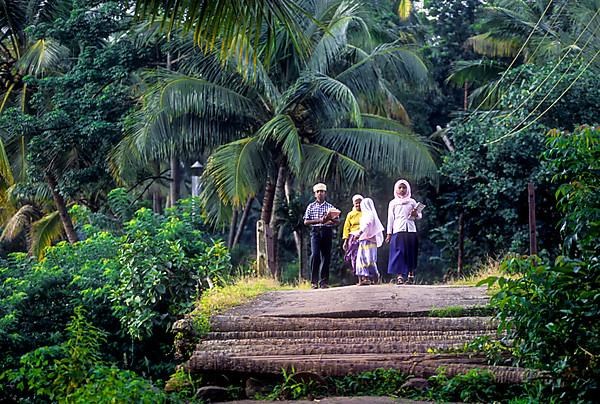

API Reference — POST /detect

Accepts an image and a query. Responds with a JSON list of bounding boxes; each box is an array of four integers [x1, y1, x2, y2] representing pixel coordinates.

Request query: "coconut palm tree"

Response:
[[0, 0, 75, 254], [116, 0, 437, 227], [133, 0, 312, 62], [450, 0, 599, 109]]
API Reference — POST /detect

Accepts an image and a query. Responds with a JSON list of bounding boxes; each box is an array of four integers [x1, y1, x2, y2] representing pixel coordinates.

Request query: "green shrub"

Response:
[[483, 126, 600, 401], [1, 200, 233, 400], [111, 207, 231, 340], [426, 368, 497, 402]]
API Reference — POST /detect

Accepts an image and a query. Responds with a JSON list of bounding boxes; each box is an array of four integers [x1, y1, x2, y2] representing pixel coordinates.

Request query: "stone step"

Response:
[[197, 341, 472, 355], [210, 315, 497, 332], [207, 328, 495, 340], [186, 351, 537, 384]]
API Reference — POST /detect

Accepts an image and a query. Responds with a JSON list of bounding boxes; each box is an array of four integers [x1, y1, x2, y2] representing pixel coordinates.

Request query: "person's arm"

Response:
[[342, 214, 351, 240], [304, 216, 325, 226], [303, 205, 317, 225], [385, 201, 394, 243]]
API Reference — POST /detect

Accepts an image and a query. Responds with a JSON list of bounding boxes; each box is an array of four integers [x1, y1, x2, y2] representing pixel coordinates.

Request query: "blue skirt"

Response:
[[387, 232, 418, 277]]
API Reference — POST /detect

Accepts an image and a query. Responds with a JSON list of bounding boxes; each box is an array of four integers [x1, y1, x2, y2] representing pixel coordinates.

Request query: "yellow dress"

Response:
[[342, 209, 362, 240]]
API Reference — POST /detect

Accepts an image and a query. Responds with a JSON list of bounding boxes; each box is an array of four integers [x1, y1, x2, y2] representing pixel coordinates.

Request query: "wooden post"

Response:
[[265, 224, 277, 278], [457, 213, 464, 276], [256, 220, 268, 276], [528, 182, 537, 256]]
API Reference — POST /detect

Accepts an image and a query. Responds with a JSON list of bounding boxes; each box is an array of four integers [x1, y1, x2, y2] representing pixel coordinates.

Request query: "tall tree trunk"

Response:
[[165, 51, 181, 209], [284, 177, 304, 278], [45, 172, 78, 244], [228, 209, 238, 248], [271, 165, 287, 226], [151, 161, 163, 214], [270, 165, 288, 278], [463, 81, 469, 111], [169, 155, 181, 208], [233, 196, 253, 248], [261, 178, 276, 224]]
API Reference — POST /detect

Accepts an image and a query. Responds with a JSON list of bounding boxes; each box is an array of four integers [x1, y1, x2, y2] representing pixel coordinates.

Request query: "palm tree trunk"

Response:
[[272, 165, 287, 226], [233, 196, 253, 248], [270, 165, 288, 278], [284, 177, 304, 278], [228, 209, 238, 248], [261, 179, 276, 224], [151, 161, 163, 214], [45, 172, 78, 244], [169, 155, 181, 208]]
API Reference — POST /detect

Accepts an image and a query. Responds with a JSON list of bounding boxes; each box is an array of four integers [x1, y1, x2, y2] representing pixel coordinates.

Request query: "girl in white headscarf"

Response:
[[386, 179, 422, 284], [355, 198, 384, 285]]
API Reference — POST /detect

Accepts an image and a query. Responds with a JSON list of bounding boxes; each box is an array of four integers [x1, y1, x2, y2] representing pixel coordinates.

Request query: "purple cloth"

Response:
[[344, 233, 359, 270]]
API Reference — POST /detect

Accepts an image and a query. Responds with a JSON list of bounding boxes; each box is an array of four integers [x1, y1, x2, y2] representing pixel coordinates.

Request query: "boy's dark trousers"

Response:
[[310, 226, 333, 286]]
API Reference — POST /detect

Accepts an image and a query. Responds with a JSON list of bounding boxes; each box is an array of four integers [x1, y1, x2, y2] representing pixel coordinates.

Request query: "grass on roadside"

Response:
[[446, 257, 514, 295], [190, 276, 306, 335]]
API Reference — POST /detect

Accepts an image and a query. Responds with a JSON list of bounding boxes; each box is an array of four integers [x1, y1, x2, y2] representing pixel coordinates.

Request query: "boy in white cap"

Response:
[[303, 183, 340, 288]]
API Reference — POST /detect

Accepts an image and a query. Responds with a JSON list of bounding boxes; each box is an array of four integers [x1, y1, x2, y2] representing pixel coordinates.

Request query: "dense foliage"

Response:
[[0, 199, 232, 401], [1, 0, 599, 401], [486, 126, 600, 401], [433, 59, 599, 272]]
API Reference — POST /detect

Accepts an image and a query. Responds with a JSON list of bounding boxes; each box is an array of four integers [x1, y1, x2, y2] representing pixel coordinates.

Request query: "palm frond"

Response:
[[298, 143, 365, 187], [198, 177, 234, 227], [6, 182, 52, 208], [466, 33, 522, 58], [360, 113, 412, 133], [467, 79, 504, 110], [397, 0, 413, 21], [160, 75, 261, 120], [201, 137, 270, 207], [0, 137, 15, 188], [17, 38, 70, 76], [1, 204, 38, 242], [29, 210, 62, 259], [134, 0, 310, 62], [446, 59, 505, 87], [308, 0, 366, 74], [317, 124, 438, 181], [276, 77, 315, 114], [336, 43, 428, 101], [310, 73, 362, 126], [256, 114, 303, 174]]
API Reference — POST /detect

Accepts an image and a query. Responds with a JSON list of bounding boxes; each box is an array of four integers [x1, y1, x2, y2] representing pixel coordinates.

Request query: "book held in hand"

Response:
[[326, 208, 341, 219], [415, 202, 426, 214]]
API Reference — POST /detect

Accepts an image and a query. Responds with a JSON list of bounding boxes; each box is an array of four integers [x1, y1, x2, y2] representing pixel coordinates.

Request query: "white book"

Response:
[[415, 202, 426, 214]]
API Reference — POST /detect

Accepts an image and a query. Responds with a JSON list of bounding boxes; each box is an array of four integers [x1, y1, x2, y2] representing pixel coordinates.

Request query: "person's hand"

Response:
[[385, 234, 391, 244], [410, 209, 418, 218], [342, 240, 348, 251]]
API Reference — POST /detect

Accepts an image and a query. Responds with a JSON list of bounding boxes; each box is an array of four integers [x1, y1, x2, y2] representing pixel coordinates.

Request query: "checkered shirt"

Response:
[[304, 200, 337, 227]]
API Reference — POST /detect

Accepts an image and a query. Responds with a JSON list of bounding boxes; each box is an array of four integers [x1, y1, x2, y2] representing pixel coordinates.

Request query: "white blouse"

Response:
[[387, 198, 421, 234]]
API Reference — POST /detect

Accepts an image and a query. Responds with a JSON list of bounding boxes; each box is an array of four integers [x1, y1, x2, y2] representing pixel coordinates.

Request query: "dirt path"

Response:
[[225, 284, 490, 318]]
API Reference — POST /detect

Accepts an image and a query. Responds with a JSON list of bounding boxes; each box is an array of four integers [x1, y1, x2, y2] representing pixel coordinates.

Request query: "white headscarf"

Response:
[[393, 179, 412, 204], [359, 198, 384, 247], [352, 194, 364, 204]]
